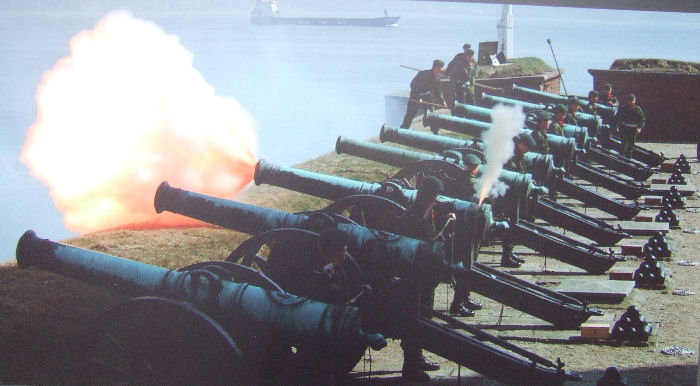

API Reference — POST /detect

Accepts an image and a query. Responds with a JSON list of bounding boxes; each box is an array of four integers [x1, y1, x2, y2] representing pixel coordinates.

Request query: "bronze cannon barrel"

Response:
[[155, 181, 598, 329], [16, 230, 387, 375]]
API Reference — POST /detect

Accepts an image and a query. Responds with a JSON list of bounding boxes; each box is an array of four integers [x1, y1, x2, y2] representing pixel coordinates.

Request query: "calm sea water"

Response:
[[1, 0, 698, 262]]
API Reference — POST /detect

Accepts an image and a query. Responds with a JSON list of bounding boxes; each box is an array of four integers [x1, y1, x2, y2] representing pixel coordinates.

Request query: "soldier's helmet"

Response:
[[535, 110, 553, 122], [463, 153, 482, 166], [553, 104, 567, 114], [517, 133, 536, 149]]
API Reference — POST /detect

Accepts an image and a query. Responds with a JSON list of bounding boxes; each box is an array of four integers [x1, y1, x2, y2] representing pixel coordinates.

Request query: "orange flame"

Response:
[[21, 12, 257, 233], [477, 169, 497, 205]]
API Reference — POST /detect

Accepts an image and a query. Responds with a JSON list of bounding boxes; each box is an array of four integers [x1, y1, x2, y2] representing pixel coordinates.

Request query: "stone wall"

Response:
[[588, 69, 700, 143]]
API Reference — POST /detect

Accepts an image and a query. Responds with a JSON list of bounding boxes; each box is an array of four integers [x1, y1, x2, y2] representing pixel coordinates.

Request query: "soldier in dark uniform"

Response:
[[583, 90, 601, 138], [614, 93, 645, 158], [312, 228, 372, 306], [398, 176, 448, 381], [449, 153, 485, 316], [548, 104, 566, 137], [500, 133, 536, 267], [564, 97, 581, 128], [533, 110, 552, 155], [599, 83, 619, 108], [445, 44, 477, 106], [400, 59, 446, 129]]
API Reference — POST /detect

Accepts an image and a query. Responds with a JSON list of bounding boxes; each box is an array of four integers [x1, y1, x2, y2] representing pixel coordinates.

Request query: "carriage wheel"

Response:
[[225, 228, 369, 376], [80, 296, 245, 385], [178, 261, 283, 292]]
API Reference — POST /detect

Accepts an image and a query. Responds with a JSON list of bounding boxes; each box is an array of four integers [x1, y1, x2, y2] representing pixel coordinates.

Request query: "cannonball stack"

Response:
[[661, 186, 684, 209], [609, 305, 653, 342], [642, 232, 671, 259], [666, 170, 687, 185], [673, 154, 690, 174], [654, 203, 679, 228], [634, 254, 667, 288]]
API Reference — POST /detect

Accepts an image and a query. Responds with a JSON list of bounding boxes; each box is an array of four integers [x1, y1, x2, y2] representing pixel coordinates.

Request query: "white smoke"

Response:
[[475, 104, 525, 201], [21, 11, 258, 233]]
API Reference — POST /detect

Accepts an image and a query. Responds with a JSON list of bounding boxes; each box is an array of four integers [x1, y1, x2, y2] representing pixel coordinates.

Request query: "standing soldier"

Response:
[[533, 110, 552, 155], [401, 60, 446, 129], [582, 90, 600, 138], [397, 176, 448, 381], [445, 44, 477, 106], [599, 83, 619, 108], [564, 97, 582, 128], [500, 133, 536, 267], [450, 153, 485, 316], [548, 104, 567, 136], [614, 93, 645, 157]]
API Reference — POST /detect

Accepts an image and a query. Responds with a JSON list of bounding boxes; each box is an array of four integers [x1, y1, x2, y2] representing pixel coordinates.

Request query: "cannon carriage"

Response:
[[149, 181, 589, 383], [16, 230, 387, 384]]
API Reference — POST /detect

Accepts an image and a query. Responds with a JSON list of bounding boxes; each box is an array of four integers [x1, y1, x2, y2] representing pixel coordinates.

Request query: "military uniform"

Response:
[[401, 70, 444, 129], [564, 114, 579, 128], [446, 53, 476, 105], [398, 200, 441, 380], [614, 104, 645, 157], [582, 102, 600, 138], [548, 120, 564, 136], [532, 129, 550, 154]]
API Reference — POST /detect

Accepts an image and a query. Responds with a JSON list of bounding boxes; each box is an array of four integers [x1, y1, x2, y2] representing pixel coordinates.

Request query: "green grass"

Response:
[[477, 57, 554, 79], [610, 58, 700, 74]]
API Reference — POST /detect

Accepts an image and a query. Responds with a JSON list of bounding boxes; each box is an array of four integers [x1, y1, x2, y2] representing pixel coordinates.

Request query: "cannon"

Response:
[[379, 125, 561, 184], [379, 125, 643, 220], [481, 93, 602, 138], [424, 111, 651, 201], [254, 160, 621, 274], [16, 230, 387, 384], [335, 136, 628, 246], [510, 84, 615, 122], [508, 86, 665, 167], [451, 102, 652, 181], [448, 103, 590, 150], [155, 181, 600, 330], [334, 136, 546, 214], [423, 110, 579, 167]]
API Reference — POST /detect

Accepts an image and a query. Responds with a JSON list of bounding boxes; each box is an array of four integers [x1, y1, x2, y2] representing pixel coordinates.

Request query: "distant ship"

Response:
[[250, 0, 400, 27]]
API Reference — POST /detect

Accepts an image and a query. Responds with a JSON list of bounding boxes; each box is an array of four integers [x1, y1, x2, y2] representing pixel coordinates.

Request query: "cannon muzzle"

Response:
[[16, 230, 387, 356]]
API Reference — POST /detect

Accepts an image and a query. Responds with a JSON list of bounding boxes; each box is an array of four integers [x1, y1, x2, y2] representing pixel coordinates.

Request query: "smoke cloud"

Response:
[[475, 104, 525, 203], [21, 11, 257, 233]]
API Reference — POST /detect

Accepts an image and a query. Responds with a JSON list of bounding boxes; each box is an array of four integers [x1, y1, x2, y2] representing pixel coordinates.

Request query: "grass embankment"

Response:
[[0, 136, 413, 384], [610, 58, 700, 74], [477, 56, 554, 78]]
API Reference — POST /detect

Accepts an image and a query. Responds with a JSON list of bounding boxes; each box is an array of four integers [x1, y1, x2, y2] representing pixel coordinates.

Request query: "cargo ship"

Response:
[[250, 0, 400, 27]]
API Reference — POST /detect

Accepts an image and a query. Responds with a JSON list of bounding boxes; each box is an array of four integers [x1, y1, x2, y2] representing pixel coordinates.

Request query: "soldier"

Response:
[[533, 110, 552, 155], [599, 83, 619, 108], [564, 97, 581, 128], [456, 153, 481, 201], [500, 133, 536, 267], [445, 44, 477, 105], [400, 59, 446, 129], [449, 153, 484, 316], [614, 93, 645, 158], [548, 104, 566, 137], [582, 90, 600, 137], [398, 176, 448, 381], [312, 228, 372, 305]]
